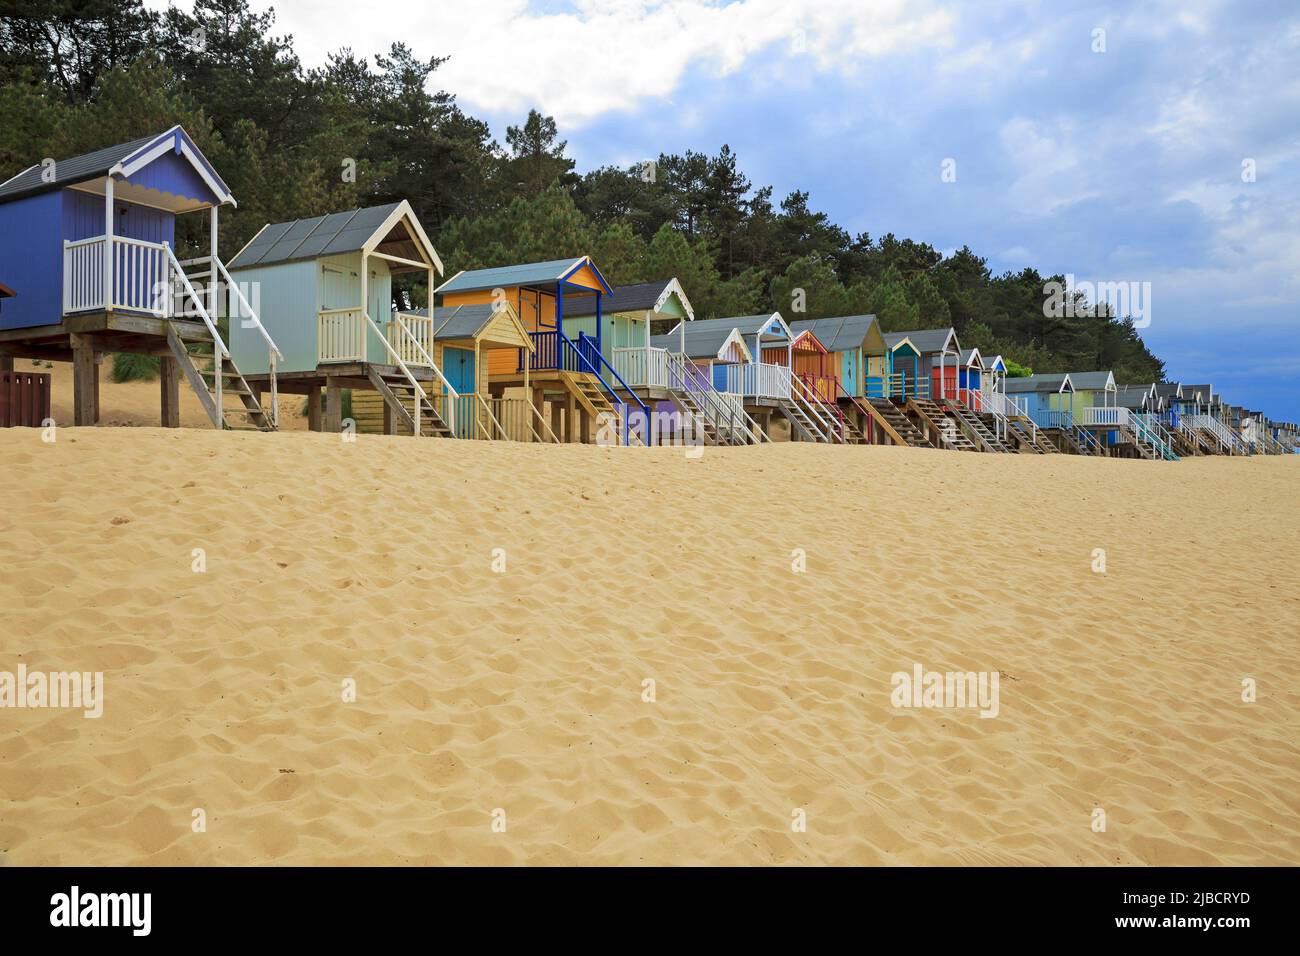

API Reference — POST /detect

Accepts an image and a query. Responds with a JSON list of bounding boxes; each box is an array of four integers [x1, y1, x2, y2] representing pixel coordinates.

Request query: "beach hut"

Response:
[[1005, 373, 1073, 453], [658, 313, 836, 441], [0, 126, 280, 429], [892, 328, 962, 401], [787, 314, 886, 442], [876, 333, 923, 399], [957, 348, 984, 410], [560, 278, 691, 395], [435, 257, 648, 444], [227, 201, 458, 437], [347, 301, 551, 441]]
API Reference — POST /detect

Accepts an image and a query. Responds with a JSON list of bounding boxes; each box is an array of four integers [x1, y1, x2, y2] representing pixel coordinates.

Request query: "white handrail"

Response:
[[781, 367, 836, 442], [213, 255, 282, 360], [163, 242, 228, 358], [666, 351, 767, 444]]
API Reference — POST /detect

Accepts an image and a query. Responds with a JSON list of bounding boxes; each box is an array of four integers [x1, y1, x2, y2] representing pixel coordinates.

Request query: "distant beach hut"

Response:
[[0, 126, 280, 429], [678, 313, 838, 442], [788, 314, 886, 442], [436, 257, 648, 444]]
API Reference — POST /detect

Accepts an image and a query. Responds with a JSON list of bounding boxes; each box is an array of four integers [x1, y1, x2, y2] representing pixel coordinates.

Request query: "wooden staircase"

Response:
[[365, 366, 451, 438], [775, 397, 826, 442], [867, 398, 931, 447], [167, 327, 275, 432], [1003, 417, 1046, 453], [1044, 427, 1085, 455], [906, 398, 978, 451], [560, 370, 645, 445], [667, 388, 720, 446], [941, 399, 1013, 453]]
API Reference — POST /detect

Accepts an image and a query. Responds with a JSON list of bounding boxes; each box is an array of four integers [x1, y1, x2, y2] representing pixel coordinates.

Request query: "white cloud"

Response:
[[147, 0, 955, 127]]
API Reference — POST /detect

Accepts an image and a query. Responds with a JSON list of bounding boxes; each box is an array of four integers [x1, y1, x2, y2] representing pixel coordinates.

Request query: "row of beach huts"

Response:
[[0, 128, 1294, 457]]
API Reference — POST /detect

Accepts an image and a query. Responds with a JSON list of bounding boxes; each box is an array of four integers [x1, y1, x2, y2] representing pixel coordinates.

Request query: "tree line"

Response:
[[1, 0, 1165, 381]]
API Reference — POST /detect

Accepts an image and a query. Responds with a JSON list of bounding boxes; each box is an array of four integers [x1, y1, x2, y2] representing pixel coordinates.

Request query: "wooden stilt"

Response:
[[71, 334, 96, 426], [325, 378, 342, 433], [93, 352, 102, 423], [307, 388, 322, 432], [565, 393, 577, 443], [160, 354, 180, 428]]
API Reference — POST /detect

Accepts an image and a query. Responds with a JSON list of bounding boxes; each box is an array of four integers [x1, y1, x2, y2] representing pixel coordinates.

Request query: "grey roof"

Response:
[[1182, 384, 1212, 401], [1006, 372, 1071, 393], [437, 257, 607, 295], [408, 304, 513, 340], [650, 322, 750, 361], [885, 328, 957, 355], [958, 348, 982, 366], [229, 203, 403, 269], [1068, 370, 1116, 391], [1155, 382, 1183, 399], [695, 314, 788, 337], [787, 315, 879, 353], [1115, 385, 1155, 409], [562, 279, 676, 318], [0, 132, 161, 204]]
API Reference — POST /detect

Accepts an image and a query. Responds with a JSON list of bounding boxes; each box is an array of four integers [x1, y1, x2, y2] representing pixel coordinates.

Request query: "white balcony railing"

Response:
[[1080, 405, 1133, 428], [612, 346, 669, 388], [720, 361, 790, 400], [386, 312, 434, 367], [318, 308, 367, 363], [63, 235, 170, 316]]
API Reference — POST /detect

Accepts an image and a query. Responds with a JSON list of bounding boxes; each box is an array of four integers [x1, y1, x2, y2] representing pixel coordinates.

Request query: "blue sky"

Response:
[[157, 0, 1300, 420]]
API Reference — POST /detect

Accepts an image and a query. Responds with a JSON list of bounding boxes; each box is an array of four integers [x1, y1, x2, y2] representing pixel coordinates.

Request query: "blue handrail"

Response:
[[568, 332, 651, 446]]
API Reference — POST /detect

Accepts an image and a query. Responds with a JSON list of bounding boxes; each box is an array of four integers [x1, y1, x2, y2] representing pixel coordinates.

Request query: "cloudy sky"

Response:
[[151, 0, 1300, 420]]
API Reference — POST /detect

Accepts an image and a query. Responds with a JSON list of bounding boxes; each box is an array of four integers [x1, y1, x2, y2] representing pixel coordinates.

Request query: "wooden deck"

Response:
[[0, 312, 214, 426]]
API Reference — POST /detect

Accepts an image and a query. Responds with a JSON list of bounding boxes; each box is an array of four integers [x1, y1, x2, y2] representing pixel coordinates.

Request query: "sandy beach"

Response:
[[1, 416, 1297, 866]]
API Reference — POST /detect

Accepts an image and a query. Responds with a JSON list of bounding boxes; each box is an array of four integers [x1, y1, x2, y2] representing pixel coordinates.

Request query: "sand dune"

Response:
[[0, 426, 1296, 865]]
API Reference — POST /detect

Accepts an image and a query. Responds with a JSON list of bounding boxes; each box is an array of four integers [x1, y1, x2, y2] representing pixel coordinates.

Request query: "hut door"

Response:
[[445, 347, 476, 395]]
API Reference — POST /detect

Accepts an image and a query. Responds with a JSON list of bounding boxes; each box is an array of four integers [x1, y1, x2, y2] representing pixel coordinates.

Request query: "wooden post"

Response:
[[307, 388, 322, 432], [383, 395, 394, 435], [531, 386, 544, 443], [103, 177, 114, 311], [160, 354, 180, 427], [209, 205, 219, 320], [0, 352, 12, 374], [565, 392, 577, 443], [71, 334, 96, 426], [325, 378, 342, 433], [93, 352, 102, 423], [551, 395, 562, 442]]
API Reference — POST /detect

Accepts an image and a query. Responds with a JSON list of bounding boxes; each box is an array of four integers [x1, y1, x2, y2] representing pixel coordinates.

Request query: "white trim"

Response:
[[653, 277, 695, 322], [433, 269, 466, 295], [0, 163, 37, 190], [107, 127, 236, 207], [228, 222, 270, 269], [364, 199, 443, 275]]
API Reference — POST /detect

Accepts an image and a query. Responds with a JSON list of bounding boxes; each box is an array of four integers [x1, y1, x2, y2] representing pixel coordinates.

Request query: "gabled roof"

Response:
[[410, 303, 533, 349], [650, 323, 754, 363], [887, 327, 959, 355], [1005, 372, 1073, 393], [1115, 384, 1157, 409], [229, 200, 441, 273], [787, 314, 881, 353], [1155, 382, 1183, 399], [1183, 384, 1212, 401], [436, 257, 612, 296], [784, 328, 828, 353], [959, 347, 983, 368], [560, 278, 694, 321], [698, 312, 791, 339], [983, 354, 1007, 373], [0, 125, 233, 206], [1068, 370, 1117, 392]]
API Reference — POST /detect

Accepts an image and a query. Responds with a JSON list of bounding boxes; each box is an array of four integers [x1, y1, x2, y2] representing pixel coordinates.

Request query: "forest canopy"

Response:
[[0, 0, 1165, 381]]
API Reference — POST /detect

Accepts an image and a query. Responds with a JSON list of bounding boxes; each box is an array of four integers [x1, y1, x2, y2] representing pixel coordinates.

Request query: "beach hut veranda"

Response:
[[0, 126, 281, 430]]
